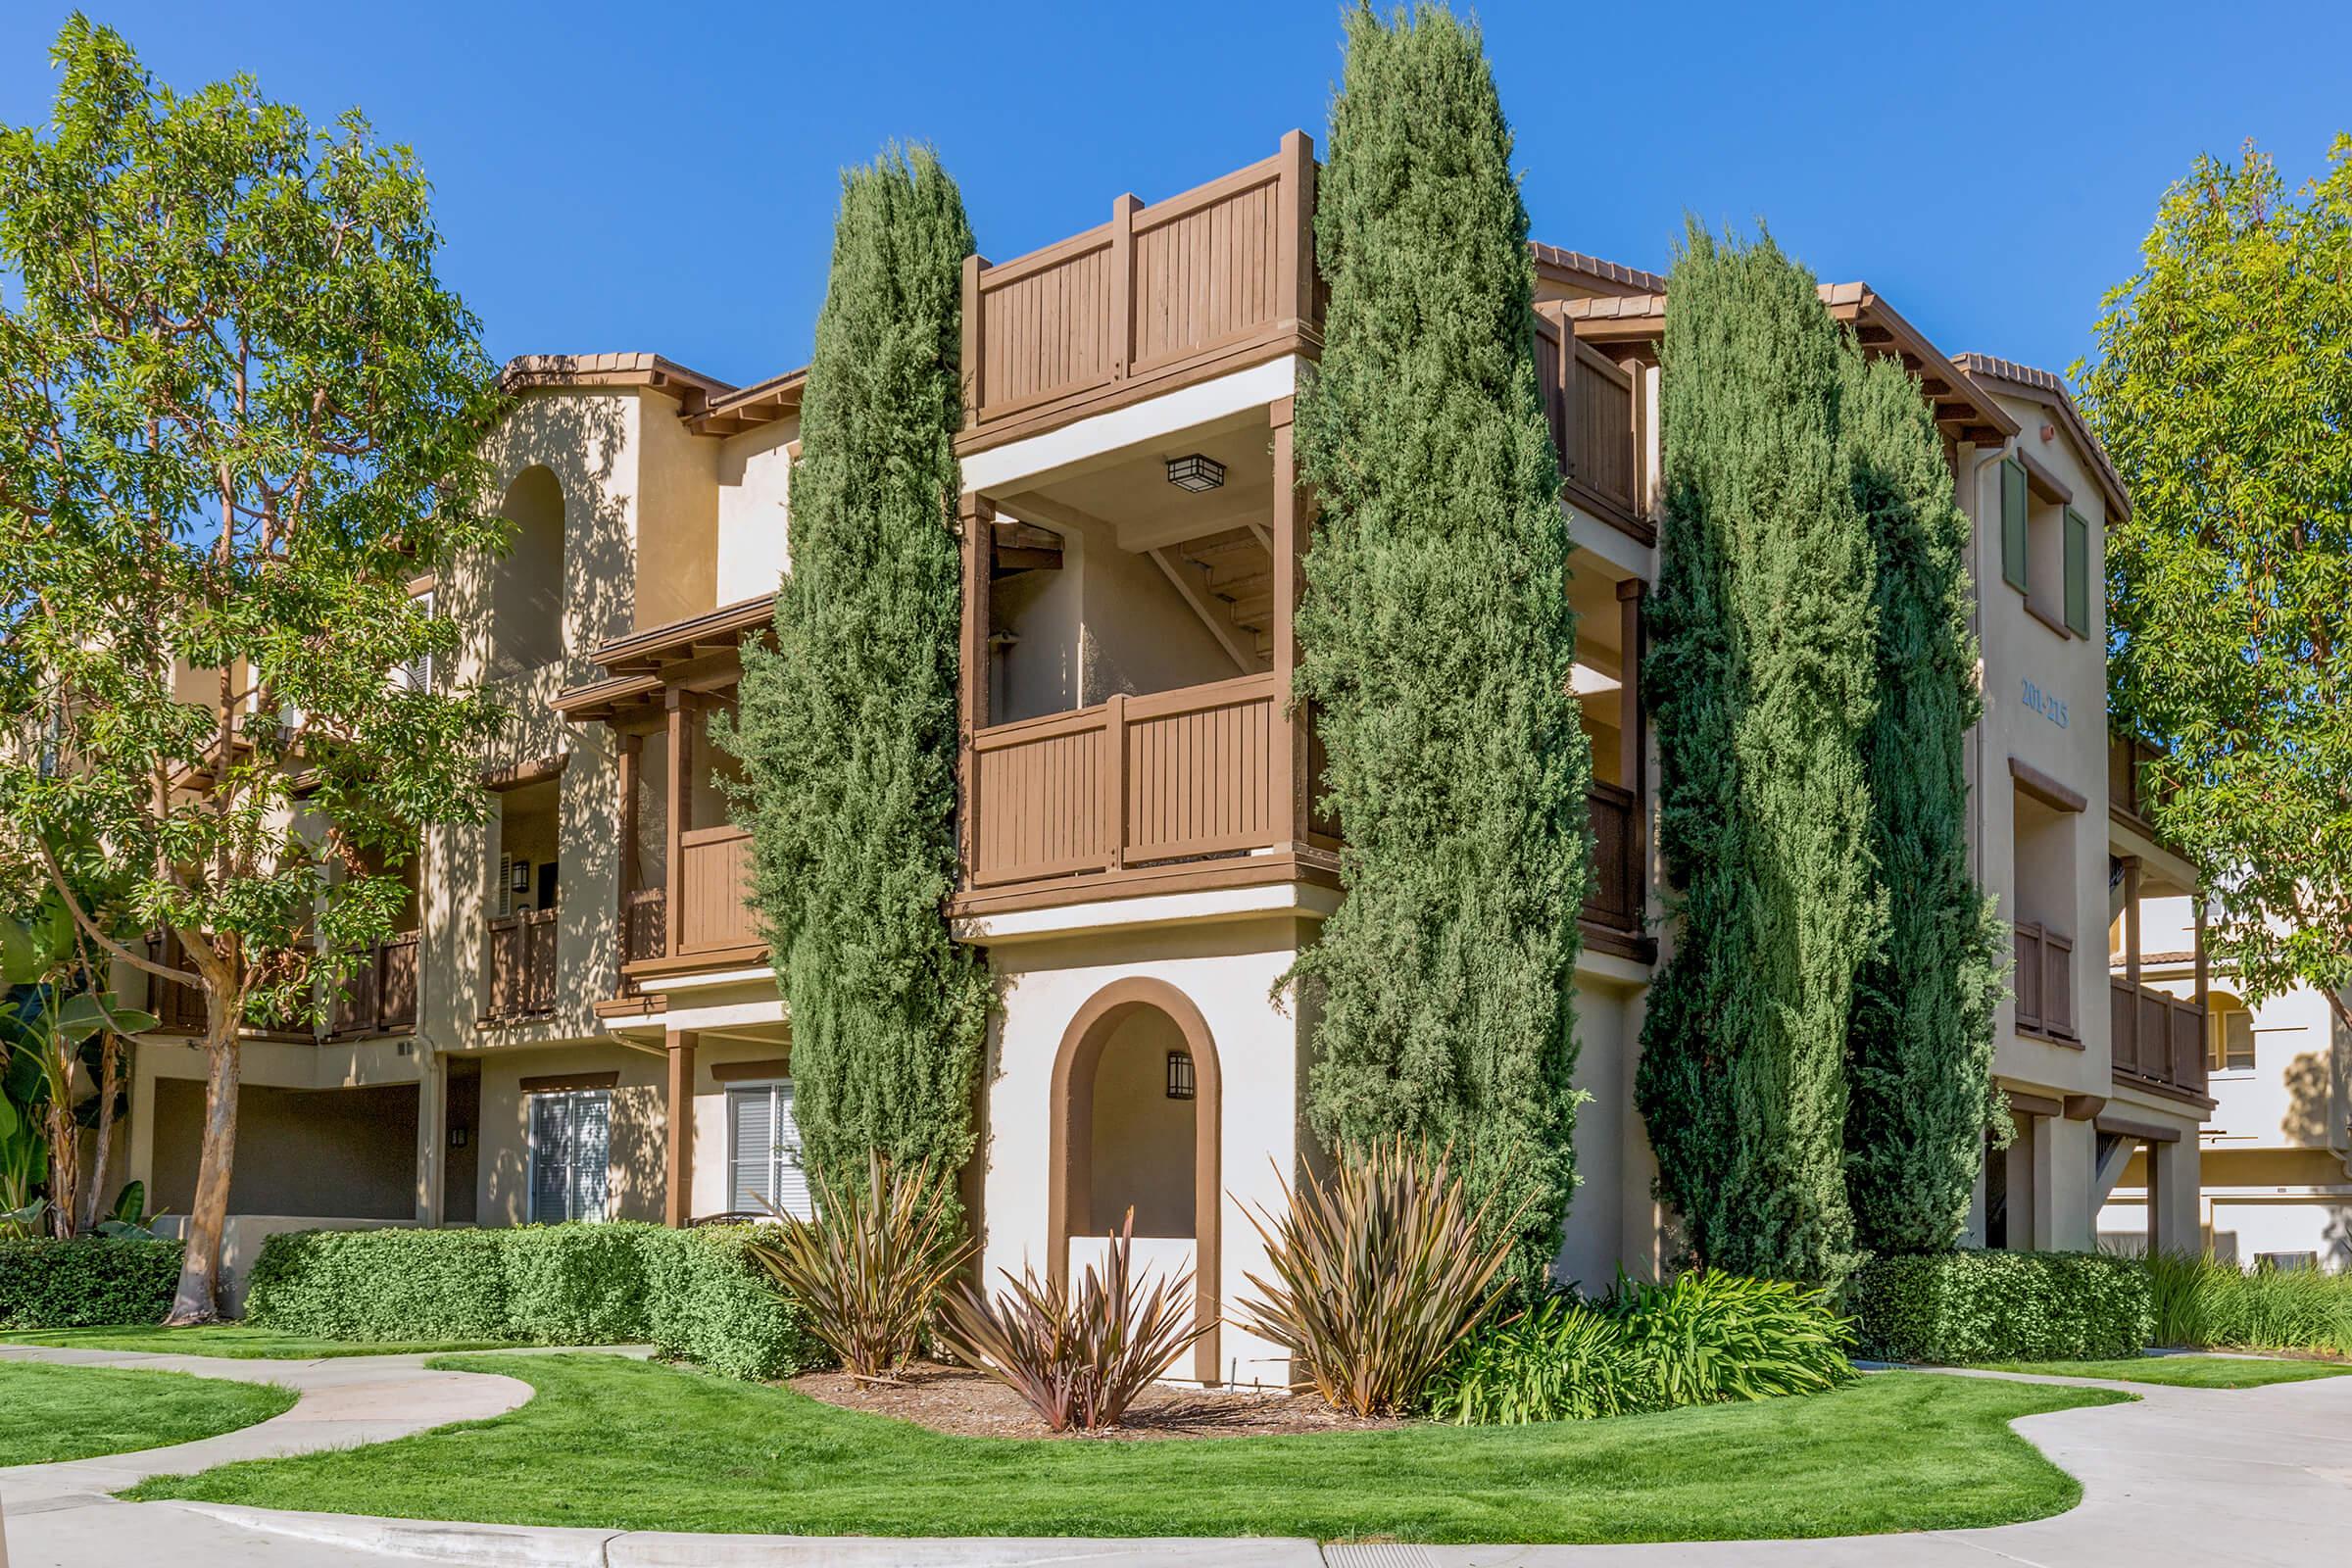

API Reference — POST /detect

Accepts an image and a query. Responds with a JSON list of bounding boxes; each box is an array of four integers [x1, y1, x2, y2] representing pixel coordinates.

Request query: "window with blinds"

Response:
[[528, 1089, 612, 1223], [727, 1081, 811, 1219]]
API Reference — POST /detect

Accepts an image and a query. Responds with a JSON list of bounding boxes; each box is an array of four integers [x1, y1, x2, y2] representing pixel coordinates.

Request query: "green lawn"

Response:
[[1974, 1353, 2352, 1390], [0, 1359, 296, 1467], [129, 1355, 2126, 1544], [0, 1325, 514, 1359]]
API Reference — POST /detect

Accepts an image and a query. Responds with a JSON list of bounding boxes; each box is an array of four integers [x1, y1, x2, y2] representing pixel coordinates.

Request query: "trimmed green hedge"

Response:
[[0, 1237, 184, 1328], [1851, 1250, 2152, 1362], [245, 1222, 818, 1379]]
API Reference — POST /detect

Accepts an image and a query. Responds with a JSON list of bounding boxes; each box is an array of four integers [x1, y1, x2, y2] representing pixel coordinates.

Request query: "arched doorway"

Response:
[[493, 466, 565, 676], [1049, 978, 1221, 1385]]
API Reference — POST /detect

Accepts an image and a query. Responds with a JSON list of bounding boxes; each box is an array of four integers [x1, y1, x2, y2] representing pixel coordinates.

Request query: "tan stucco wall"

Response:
[[716, 419, 796, 598], [149, 1078, 417, 1221], [468, 1041, 666, 1227]]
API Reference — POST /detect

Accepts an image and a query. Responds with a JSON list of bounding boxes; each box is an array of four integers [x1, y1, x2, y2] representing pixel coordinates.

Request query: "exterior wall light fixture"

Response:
[[1165, 454, 1226, 493], [1165, 1050, 1196, 1101]]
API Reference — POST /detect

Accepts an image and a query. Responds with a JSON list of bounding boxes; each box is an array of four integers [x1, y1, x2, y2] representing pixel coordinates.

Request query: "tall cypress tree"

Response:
[[1294, 3, 1592, 1289], [1840, 352, 2004, 1256], [1636, 225, 1880, 1286], [722, 148, 988, 1189]]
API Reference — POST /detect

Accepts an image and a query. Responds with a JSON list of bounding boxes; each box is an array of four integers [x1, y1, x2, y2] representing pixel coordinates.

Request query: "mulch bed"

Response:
[[786, 1360, 1405, 1441]]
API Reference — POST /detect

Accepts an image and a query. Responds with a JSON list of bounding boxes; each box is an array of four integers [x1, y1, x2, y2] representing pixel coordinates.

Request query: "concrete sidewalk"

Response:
[[1, 1345, 2346, 1566]]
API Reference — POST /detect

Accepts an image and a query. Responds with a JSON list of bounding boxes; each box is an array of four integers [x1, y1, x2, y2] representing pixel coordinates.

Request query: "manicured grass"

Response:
[[1975, 1353, 2352, 1390], [131, 1355, 2127, 1544], [0, 1359, 295, 1467], [0, 1324, 514, 1359]]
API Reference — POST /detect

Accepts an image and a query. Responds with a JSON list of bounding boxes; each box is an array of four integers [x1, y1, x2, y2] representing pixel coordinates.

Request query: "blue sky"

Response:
[[3, 2, 2345, 390]]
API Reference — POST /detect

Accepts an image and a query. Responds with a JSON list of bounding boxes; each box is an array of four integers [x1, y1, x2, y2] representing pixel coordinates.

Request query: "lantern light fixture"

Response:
[[1165, 1050, 1196, 1101], [1165, 453, 1226, 493]]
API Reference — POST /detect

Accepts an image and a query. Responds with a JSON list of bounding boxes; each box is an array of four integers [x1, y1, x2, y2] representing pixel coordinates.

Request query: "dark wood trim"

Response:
[[2062, 1093, 2107, 1121], [2002, 1088, 2065, 1119], [664, 1031, 697, 1228], [2109, 1070, 2217, 1114], [1049, 977, 1223, 1387], [620, 943, 769, 980], [2095, 1108, 2183, 1144], [955, 328, 1320, 458], [520, 1071, 620, 1094], [710, 1055, 793, 1085], [950, 851, 1339, 920], [664, 691, 688, 957], [483, 753, 568, 792], [1578, 919, 1657, 965], [2008, 756, 2088, 814]]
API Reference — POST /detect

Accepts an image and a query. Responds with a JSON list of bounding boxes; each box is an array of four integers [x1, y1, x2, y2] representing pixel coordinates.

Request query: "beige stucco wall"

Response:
[[716, 419, 796, 598], [976, 911, 1316, 1389], [466, 1041, 666, 1227]]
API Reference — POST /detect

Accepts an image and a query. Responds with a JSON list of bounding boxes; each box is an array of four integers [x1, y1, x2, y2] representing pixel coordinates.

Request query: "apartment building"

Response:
[[116, 130, 2209, 1349], [2098, 894, 2351, 1270]]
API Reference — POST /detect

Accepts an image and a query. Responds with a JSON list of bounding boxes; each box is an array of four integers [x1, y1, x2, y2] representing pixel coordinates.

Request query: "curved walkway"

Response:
[[0, 1347, 2346, 1566]]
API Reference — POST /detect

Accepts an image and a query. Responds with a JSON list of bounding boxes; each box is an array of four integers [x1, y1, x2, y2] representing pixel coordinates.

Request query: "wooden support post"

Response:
[[960, 252, 984, 430], [616, 732, 640, 956], [664, 1030, 697, 1228], [2192, 897, 2210, 1091], [2122, 855, 2143, 991], [1617, 578, 1646, 926], [1108, 193, 1140, 381], [957, 493, 994, 888], [1270, 396, 1309, 850], [1102, 694, 1128, 871], [664, 691, 688, 959], [1276, 129, 1317, 336]]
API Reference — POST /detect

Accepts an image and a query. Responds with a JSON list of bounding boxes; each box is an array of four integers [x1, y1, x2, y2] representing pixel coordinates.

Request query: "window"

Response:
[[727, 1081, 811, 1219], [528, 1089, 611, 1223], [2000, 456, 2092, 639], [2206, 992, 2256, 1072]]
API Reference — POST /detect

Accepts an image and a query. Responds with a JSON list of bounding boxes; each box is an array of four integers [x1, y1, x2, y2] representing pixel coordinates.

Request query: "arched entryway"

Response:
[[1049, 978, 1221, 1386]]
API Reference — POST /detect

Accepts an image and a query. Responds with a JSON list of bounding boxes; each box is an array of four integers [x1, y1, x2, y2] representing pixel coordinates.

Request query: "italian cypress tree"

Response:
[[1839, 353, 2005, 1256], [721, 148, 989, 1190], [1293, 3, 1592, 1289], [1636, 224, 1880, 1286]]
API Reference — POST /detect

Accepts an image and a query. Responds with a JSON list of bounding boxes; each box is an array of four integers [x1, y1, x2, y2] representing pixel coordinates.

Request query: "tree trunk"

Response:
[[79, 1037, 121, 1234], [166, 1011, 240, 1324], [44, 1097, 78, 1242]]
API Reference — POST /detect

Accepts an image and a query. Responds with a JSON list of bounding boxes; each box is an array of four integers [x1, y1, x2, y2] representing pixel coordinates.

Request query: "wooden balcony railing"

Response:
[[1536, 313, 1642, 535], [142, 931, 207, 1034], [968, 673, 1286, 890], [620, 886, 666, 966], [2014, 921, 2077, 1041], [2110, 976, 2206, 1100], [961, 134, 1319, 444], [2109, 733, 2167, 826], [1583, 781, 1642, 935], [328, 932, 419, 1038], [677, 825, 759, 954], [484, 907, 558, 1023]]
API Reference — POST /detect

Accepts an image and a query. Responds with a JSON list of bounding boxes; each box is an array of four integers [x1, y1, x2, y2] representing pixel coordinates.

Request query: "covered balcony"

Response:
[[2108, 773, 2212, 1107], [555, 599, 771, 998]]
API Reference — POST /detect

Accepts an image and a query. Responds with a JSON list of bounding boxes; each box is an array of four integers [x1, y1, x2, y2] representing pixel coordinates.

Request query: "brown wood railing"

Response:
[[2109, 733, 2166, 825], [2109, 976, 2205, 1098], [677, 824, 759, 953], [2014, 921, 2077, 1041], [484, 908, 558, 1023], [1583, 781, 1642, 934], [620, 886, 666, 966], [969, 674, 1284, 889], [142, 931, 207, 1034], [329, 932, 419, 1037], [962, 135, 1318, 439], [1536, 311, 1643, 536]]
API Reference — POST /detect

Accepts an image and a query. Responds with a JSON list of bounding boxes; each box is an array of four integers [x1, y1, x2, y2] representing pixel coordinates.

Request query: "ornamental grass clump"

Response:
[[1607, 1271, 1856, 1406], [936, 1210, 1209, 1433], [746, 1152, 969, 1382], [1236, 1138, 1527, 1417], [1423, 1295, 1653, 1424], [2146, 1250, 2352, 1355]]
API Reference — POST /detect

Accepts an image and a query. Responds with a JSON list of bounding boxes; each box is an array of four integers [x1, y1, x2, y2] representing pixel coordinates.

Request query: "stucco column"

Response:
[[2034, 1114, 2096, 1250], [414, 1049, 446, 1225], [2148, 1136, 2202, 1260], [664, 1030, 697, 1227], [123, 1041, 160, 1199]]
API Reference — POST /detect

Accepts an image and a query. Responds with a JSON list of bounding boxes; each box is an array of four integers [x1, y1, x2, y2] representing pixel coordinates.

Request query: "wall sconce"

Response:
[[1165, 454, 1225, 493], [449, 1126, 469, 1149], [1165, 1050, 1196, 1101]]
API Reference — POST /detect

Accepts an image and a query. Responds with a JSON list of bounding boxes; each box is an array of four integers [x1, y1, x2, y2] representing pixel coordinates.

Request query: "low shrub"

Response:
[[245, 1227, 509, 1341], [746, 1152, 968, 1380], [1608, 1271, 1855, 1405], [939, 1210, 1209, 1432], [2145, 1250, 2352, 1355], [1425, 1296, 1654, 1423], [1235, 1138, 1527, 1416], [641, 1224, 820, 1381], [1850, 1250, 2152, 1362], [0, 1237, 182, 1328], [246, 1222, 819, 1378], [1426, 1272, 1855, 1425]]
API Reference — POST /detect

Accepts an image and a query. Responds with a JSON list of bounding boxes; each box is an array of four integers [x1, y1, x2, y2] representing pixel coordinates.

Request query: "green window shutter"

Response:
[[2000, 458, 2030, 591], [2063, 507, 2091, 636]]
